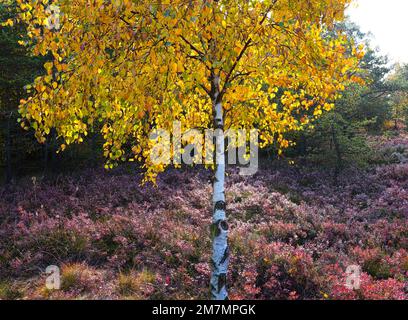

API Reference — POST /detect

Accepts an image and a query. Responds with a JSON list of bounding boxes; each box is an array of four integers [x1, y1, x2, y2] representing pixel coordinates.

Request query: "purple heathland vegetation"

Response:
[[0, 136, 407, 300]]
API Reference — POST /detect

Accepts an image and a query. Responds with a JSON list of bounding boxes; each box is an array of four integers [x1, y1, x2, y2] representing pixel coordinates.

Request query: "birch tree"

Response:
[[11, 0, 362, 300]]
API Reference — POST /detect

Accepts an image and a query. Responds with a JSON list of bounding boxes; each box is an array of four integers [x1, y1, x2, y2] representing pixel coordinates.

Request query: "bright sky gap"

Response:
[[347, 0, 408, 64]]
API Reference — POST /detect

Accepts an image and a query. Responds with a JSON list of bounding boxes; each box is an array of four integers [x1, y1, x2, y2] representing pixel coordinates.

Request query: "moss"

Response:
[[402, 257, 408, 273], [0, 282, 23, 300], [288, 192, 303, 205], [117, 270, 155, 298], [363, 257, 392, 280], [60, 263, 94, 292], [244, 205, 263, 221]]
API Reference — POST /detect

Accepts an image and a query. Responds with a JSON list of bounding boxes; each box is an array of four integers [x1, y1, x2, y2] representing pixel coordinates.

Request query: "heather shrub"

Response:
[[0, 135, 407, 300], [4, 214, 91, 276], [330, 273, 406, 300]]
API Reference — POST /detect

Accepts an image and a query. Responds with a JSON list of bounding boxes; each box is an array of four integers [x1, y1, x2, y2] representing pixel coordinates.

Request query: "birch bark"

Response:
[[210, 76, 229, 300]]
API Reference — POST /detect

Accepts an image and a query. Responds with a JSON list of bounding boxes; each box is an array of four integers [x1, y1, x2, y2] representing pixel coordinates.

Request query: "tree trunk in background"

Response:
[[43, 139, 49, 174], [91, 132, 97, 165], [331, 123, 342, 183], [210, 76, 229, 300], [5, 112, 12, 184], [50, 130, 57, 171]]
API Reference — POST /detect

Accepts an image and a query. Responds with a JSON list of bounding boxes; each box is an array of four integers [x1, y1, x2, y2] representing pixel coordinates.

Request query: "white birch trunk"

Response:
[[210, 76, 229, 300]]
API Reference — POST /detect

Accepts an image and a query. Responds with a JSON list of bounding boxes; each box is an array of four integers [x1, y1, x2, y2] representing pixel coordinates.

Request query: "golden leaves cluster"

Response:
[[15, 0, 362, 182]]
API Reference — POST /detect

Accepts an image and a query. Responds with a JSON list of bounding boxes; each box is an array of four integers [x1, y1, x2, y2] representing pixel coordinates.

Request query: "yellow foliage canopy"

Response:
[[13, 0, 362, 181]]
